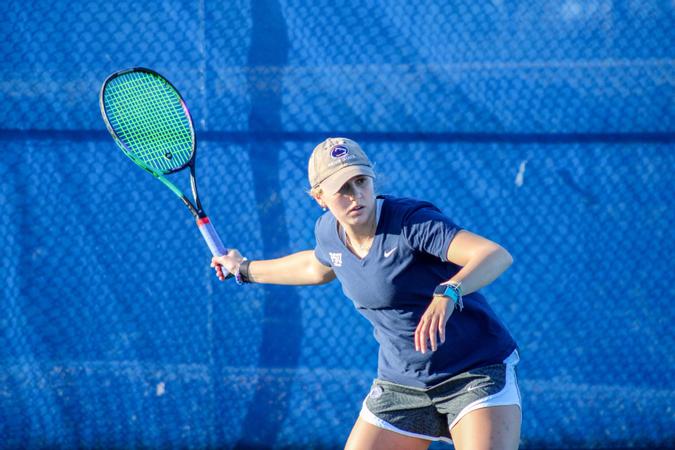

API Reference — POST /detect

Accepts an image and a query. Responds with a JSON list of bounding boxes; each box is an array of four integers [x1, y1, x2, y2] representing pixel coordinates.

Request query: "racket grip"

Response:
[[196, 216, 227, 256]]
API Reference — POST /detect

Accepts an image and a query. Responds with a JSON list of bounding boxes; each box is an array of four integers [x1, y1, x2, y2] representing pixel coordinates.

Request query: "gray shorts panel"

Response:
[[364, 362, 509, 440]]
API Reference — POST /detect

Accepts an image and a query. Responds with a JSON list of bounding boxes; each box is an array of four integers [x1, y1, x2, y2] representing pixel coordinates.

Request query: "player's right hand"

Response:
[[211, 249, 245, 281]]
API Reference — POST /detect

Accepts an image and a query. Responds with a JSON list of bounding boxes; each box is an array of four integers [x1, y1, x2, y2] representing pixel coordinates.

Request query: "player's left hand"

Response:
[[415, 296, 454, 353]]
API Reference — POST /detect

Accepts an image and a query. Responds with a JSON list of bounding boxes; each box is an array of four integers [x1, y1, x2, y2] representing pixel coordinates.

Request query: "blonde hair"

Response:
[[307, 186, 322, 198]]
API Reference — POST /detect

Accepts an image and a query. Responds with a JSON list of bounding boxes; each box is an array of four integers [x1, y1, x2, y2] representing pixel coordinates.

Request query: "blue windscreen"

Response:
[[0, 1, 673, 448]]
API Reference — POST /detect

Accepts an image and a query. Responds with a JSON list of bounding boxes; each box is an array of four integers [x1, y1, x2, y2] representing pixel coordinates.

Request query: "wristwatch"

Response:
[[433, 281, 462, 305]]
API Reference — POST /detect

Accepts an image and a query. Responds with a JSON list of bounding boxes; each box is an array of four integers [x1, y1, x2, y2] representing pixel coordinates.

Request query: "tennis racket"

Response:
[[99, 67, 231, 275]]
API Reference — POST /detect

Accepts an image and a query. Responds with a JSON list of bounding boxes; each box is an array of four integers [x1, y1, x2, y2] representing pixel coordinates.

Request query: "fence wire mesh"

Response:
[[1, 1, 674, 448]]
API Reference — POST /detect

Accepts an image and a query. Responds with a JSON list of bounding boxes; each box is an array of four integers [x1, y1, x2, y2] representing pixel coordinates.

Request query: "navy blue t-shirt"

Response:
[[314, 195, 517, 388]]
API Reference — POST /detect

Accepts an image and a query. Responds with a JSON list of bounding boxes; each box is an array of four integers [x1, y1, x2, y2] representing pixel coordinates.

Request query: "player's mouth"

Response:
[[347, 205, 366, 216]]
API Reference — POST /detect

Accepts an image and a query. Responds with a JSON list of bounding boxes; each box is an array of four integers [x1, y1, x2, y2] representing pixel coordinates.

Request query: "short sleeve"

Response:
[[313, 216, 332, 267], [401, 206, 461, 262]]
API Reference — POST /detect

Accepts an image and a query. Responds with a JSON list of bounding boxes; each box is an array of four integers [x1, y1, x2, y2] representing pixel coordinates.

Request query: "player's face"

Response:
[[324, 175, 376, 228]]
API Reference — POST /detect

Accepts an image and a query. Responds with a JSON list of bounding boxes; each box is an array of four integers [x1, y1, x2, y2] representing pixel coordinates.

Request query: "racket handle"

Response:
[[196, 216, 227, 256], [197, 216, 234, 281]]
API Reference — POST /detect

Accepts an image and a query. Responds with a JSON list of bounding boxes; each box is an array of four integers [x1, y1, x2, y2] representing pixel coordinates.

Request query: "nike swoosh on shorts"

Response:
[[467, 383, 495, 392]]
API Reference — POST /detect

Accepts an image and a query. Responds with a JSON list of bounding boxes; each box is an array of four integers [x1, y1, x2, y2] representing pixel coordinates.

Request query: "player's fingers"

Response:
[[439, 318, 446, 344], [418, 317, 429, 353], [414, 323, 421, 352], [415, 319, 426, 352], [429, 316, 438, 351], [215, 264, 228, 279]]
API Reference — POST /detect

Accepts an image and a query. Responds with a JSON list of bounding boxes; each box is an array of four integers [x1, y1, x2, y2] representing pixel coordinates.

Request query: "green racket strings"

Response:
[[104, 71, 193, 174]]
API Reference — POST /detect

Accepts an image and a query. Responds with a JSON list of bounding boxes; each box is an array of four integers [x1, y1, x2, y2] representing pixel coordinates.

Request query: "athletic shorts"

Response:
[[359, 350, 521, 444]]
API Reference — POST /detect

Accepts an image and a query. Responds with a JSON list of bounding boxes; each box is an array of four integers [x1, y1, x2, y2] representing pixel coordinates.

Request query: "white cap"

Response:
[[308, 137, 375, 196]]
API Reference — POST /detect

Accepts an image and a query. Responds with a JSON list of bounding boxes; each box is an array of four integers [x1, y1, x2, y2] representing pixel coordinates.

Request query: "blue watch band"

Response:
[[433, 281, 464, 310]]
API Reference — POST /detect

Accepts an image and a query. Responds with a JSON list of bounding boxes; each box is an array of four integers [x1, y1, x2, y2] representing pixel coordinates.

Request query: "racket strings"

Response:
[[107, 75, 190, 158], [107, 75, 191, 168], [103, 71, 194, 173]]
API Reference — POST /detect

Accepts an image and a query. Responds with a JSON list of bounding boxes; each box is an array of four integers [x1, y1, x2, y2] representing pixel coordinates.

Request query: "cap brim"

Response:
[[319, 165, 375, 196]]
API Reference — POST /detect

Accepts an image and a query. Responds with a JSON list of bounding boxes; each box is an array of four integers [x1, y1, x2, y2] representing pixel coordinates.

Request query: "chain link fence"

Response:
[[1, 0, 674, 448]]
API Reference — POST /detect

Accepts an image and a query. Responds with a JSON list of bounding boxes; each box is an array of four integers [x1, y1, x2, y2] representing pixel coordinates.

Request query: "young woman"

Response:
[[211, 138, 521, 450]]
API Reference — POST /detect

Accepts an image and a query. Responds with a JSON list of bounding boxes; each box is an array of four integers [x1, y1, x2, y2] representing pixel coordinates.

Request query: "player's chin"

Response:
[[343, 214, 365, 226]]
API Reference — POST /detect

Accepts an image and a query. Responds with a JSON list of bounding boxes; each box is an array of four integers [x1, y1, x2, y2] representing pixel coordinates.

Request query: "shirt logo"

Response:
[[384, 247, 397, 257], [329, 252, 343, 267]]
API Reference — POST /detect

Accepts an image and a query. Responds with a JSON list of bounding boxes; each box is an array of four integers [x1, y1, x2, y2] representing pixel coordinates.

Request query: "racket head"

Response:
[[99, 67, 196, 175]]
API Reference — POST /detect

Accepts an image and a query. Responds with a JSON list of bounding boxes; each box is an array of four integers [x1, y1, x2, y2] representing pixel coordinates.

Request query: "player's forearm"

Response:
[[246, 250, 335, 286], [448, 246, 512, 295]]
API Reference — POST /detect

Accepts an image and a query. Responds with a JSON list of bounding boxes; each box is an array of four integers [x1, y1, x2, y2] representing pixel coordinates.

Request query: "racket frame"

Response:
[[99, 67, 229, 262], [99, 67, 205, 220]]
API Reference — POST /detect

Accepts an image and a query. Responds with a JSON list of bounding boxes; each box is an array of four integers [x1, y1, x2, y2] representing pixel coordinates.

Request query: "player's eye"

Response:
[[336, 184, 351, 196]]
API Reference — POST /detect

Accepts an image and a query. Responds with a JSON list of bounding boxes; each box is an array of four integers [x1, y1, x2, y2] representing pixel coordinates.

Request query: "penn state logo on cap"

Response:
[[330, 145, 349, 159]]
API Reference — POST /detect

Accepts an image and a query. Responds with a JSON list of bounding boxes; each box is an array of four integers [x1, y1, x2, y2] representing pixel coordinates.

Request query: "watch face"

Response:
[[433, 284, 448, 296], [434, 283, 460, 301]]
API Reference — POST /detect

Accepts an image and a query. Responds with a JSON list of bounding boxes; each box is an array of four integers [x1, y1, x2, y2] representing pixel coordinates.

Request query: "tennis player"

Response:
[[211, 138, 521, 450]]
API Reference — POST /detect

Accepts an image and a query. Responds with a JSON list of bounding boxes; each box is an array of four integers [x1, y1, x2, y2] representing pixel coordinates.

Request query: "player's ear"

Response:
[[315, 196, 328, 209]]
